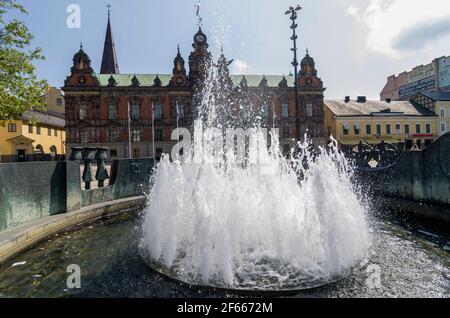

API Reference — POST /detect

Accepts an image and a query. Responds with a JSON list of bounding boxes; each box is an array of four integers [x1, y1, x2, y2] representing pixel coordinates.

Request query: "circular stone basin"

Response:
[[139, 246, 361, 294], [0, 212, 448, 298]]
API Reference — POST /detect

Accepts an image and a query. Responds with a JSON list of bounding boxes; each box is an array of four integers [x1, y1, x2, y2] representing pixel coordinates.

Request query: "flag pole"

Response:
[[127, 101, 132, 159], [152, 99, 155, 159]]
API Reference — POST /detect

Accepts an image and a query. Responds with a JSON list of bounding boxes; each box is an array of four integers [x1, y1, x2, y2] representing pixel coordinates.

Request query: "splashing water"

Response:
[[140, 48, 370, 291]]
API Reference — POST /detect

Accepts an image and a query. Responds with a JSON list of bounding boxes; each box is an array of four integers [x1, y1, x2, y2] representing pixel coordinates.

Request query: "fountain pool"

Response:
[[0, 210, 448, 298]]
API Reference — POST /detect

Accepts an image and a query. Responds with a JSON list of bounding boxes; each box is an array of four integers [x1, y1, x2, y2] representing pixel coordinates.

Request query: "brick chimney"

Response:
[[357, 96, 366, 103]]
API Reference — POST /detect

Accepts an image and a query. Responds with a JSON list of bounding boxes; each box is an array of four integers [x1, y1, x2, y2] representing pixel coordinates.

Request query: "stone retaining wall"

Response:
[[0, 158, 154, 231]]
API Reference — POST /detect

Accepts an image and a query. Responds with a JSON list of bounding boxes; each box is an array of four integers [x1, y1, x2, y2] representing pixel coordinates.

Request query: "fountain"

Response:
[[140, 45, 370, 292]]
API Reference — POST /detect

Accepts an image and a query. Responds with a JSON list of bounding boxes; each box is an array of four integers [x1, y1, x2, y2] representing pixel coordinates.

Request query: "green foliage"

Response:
[[0, 0, 47, 122]]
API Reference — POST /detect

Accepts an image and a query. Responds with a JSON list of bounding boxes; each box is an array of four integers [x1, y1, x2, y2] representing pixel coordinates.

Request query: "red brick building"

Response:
[[63, 15, 326, 159]]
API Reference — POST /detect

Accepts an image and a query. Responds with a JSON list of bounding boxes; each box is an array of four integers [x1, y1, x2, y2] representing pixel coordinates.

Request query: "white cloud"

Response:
[[231, 59, 249, 74], [346, 5, 359, 17], [347, 0, 450, 59]]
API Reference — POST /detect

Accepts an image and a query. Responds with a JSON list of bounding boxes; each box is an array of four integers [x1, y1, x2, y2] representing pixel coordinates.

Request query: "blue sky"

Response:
[[11, 0, 450, 99]]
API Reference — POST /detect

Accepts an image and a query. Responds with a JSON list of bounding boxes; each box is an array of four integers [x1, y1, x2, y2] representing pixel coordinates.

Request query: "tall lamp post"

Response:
[[285, 5, 302, 140]]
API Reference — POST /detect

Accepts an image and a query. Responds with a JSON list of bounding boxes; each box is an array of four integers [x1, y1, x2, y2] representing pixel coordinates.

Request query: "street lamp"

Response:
[[285, 5, 302, 140]]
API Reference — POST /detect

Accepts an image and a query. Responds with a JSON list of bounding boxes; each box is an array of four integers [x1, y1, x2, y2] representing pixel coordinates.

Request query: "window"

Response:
[[155, 103, 163, 119], [282, 103, 289, 118], [176, 103, 186, 119], [416, 124, 421, 134], [376, 124, 382, 135], [108, 104, 117, 120], [50, 146, 57, 157], [306, 102, 313, 118], [386, 124, 391, 135], [343, 123, 349, 136], [80, 131, 88, 143], [133, 148, 140, 158], [79, 104, 87, 120], [132, 130, 141, 142], [110, 150, 117, 158], [354, 123, 360, 135], [57, 98, 63, 106], [36, 126, 41, 135], [109, 130, 120, 143], [131, 103, 140, 120], [155, 129, 164, 141], [48, 128, 52, 136], [426, 123, 431, 134], [28, 125, 33, 134], [396, 124, 401, 134], [261, 103, 268, 118], [7, 123, 17, 132], [441, 122, 446, 133], [405, 124, 410, 134], [440, 108, 445, 118], [54, 129, 58, 137]]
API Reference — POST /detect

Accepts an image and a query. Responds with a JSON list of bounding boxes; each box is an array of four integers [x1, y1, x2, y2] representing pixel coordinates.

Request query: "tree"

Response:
[[0, 0, 47, 122]]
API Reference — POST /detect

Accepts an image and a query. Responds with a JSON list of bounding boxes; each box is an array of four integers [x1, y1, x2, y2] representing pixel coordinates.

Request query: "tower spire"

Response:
[[100, 5, 119, 74]]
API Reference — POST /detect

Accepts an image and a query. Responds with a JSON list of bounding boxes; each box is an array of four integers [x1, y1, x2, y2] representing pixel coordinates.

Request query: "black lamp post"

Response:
[[285, 5, 302, 140]]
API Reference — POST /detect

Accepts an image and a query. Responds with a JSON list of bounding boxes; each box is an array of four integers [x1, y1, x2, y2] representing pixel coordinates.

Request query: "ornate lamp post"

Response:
[[285, 5, 302, 140]]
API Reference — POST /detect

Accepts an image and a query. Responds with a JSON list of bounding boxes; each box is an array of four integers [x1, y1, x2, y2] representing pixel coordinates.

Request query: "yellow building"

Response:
[[412, 92, 450, 136], [324, 97, 439, 151], [45, 87, 65, 114], [0, 110, 66, 163]]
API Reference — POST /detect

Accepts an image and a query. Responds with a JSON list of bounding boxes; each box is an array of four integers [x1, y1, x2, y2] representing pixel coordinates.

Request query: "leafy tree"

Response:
[[0, 0, 47, 122]]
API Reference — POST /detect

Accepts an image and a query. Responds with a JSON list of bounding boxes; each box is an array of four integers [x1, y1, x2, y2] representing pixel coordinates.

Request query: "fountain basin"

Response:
[[0, 207, 448, 298], [0, 196, 146, 265]]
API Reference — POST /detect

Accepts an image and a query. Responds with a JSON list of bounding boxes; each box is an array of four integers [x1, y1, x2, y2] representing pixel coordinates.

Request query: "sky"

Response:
[[9, 0, 450, 99]]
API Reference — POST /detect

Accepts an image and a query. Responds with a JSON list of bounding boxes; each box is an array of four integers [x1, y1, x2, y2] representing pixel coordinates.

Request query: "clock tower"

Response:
[[188, 27, 212, 85]]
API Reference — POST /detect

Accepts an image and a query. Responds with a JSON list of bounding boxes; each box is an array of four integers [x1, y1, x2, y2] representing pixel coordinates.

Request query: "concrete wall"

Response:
[[0, 158, 154, 231], [358, 132, 450, 205]]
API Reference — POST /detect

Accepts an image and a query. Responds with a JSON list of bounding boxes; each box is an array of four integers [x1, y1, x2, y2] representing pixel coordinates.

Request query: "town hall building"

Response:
[[63, 13, 326, 159]]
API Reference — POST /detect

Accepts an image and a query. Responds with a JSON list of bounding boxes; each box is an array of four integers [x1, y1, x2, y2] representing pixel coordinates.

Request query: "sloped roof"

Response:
[[96, 74, 296, 88], [324, 99, 437, 117], [22, 110, 65, 128], [421, 91, 450, 101], [97, 74, 172, 86]]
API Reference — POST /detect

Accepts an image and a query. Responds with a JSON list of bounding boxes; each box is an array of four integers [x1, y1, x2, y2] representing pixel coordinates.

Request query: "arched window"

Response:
[[50, 146, 57, 158], [35, 145, 44, 154]]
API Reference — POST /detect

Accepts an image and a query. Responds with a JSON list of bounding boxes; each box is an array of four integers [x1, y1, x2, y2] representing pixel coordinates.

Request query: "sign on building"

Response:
[[408, 63, 435, 83], [439, 56, 450, 90], [399, 76, 435, 99]]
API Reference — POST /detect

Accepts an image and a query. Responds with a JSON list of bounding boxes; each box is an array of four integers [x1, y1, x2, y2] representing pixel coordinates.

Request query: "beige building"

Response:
[[45, 87, 65, 114], [412, 92, 450, 136], [0, 110, 66, 162], [324, 97, 439, 150], [380, 55, 450, 101], [0, 87, 66, 162]]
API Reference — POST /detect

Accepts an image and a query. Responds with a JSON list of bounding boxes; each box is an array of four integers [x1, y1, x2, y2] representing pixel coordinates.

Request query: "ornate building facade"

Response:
[[63, 15, 326, 159]]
